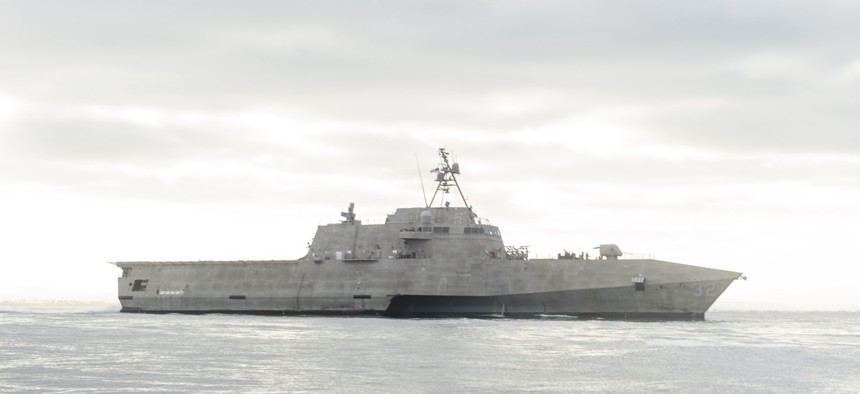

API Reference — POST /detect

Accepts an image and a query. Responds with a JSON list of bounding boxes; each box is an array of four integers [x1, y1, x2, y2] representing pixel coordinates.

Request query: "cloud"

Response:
[[3, 96, 858, 210], [1, 0, 858, 218], [3, 0, 859, 157]]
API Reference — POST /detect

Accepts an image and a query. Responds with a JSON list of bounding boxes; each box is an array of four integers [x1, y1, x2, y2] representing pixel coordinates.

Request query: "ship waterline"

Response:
[[115, 148, 742, 320]]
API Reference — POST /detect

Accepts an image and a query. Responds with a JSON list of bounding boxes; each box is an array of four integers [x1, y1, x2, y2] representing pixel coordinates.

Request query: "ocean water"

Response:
[[1, 306, 858, 393]]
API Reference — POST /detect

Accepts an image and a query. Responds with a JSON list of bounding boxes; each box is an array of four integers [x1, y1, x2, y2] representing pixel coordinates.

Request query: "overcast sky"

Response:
[[1, 1, 859, 310]]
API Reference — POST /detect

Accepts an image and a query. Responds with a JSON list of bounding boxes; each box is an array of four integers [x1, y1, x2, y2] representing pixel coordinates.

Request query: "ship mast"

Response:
[[428, 148, 470, 210]]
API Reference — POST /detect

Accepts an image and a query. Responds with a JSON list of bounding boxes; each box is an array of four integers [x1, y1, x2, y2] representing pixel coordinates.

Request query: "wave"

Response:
[[537, 314, 580, 320]]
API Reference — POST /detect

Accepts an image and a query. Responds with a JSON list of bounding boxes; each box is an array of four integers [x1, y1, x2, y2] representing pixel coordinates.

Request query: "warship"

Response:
[[115, 148, 743, 320]]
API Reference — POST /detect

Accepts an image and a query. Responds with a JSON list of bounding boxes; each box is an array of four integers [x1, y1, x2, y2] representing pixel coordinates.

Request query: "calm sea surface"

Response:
[[1, 306, 858, 393]]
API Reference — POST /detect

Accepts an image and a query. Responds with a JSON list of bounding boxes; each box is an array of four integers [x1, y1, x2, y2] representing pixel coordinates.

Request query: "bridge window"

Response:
[[432, 226, 449, 233], [467, 226, 501, 236]]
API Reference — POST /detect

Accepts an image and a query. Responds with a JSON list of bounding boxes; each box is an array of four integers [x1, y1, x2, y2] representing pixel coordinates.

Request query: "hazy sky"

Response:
[[2, 1, 859, 310]]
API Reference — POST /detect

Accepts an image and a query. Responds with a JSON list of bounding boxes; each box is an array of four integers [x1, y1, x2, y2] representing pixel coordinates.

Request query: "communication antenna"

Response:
[[428, 147, 470, 210], [415, 154, 429, 207]]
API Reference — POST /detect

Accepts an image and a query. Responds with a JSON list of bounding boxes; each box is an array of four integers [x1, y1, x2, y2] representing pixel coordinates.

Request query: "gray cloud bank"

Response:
[[2, 0, 859, 206]]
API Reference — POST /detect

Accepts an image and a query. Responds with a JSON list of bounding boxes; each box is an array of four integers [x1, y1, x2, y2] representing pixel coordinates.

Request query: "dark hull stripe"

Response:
[[381, 294, 706, 320], [120, 306, 703, 321]]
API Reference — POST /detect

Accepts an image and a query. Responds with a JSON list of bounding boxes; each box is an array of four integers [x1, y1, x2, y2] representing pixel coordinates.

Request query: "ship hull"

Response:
[[116, 258, 739, 320]]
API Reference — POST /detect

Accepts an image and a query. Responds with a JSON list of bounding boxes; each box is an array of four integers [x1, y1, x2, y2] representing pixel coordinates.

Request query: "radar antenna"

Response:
[[340, 202, 356, 224], [428, 148, 470, 210]]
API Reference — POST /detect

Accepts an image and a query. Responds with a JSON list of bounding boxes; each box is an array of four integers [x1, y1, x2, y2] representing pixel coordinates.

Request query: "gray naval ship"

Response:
[[115, 148, 743, 320]]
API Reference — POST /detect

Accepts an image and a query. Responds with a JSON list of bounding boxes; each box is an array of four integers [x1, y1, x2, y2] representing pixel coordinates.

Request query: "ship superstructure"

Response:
[[115, 148, 742, 319]]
